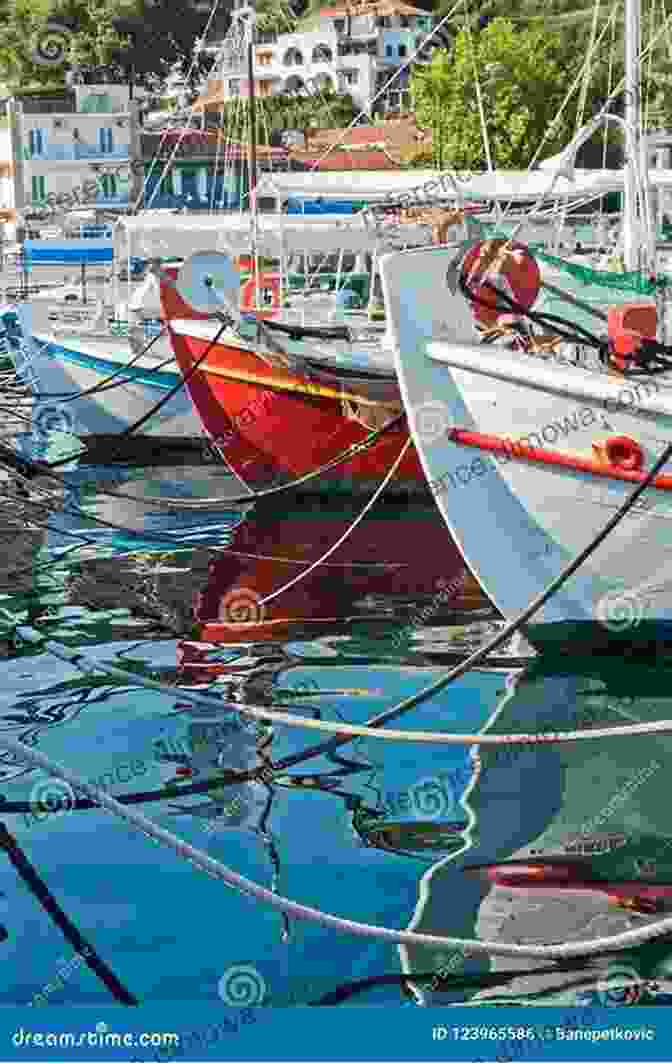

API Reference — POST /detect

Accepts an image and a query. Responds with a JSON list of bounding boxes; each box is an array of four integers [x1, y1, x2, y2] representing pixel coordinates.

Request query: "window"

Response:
[[229, 79, 241, 96], [283, 47, 303, 65], [99, 173, 116, 198], [31, 175, 46, 203], [28, 128, 45, 157], [312, 44, 333, 62], [400, 15, 410, 27], [385, 45, 393, 57], [334, 18, 345, 32], [398, 44, 407, 57], [98, 127, 113, 153], [342, 69, 358, 85]]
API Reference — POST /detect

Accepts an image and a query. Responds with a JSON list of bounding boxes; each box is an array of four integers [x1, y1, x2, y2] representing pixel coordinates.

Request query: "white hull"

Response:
[[28, 330, 203, 438], [381, 244, 672, 649]]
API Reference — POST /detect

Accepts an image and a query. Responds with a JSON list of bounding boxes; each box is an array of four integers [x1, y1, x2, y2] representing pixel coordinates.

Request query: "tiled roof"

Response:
[[290, 148, 402, 170], [301, 118, 430, 160], [319, 1, 429, 15]]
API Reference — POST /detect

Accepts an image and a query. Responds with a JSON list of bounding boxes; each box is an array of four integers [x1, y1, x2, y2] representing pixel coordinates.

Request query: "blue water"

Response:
[[1, 450, 672, 1027]]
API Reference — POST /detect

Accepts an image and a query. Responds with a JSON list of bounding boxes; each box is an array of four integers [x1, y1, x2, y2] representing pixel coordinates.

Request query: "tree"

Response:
[[411, 18, 583, 170]]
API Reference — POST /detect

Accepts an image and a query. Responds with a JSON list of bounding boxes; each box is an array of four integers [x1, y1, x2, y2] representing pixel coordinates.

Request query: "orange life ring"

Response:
[[603, 435, 644, 472], [240, 272, 281, 311], [460, 239, 541, 327]]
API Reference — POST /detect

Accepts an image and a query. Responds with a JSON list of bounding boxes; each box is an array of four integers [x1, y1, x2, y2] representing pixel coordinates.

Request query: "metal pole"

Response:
[[623, 0, 640, 271], [7, 100, 27, 298], [247, 18, 260, 310], [127, 100, 143, 214]]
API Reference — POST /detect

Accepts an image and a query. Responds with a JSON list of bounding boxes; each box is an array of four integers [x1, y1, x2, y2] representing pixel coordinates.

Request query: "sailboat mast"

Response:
[[247, 17, 257, 208], [623, 0, 641, 271]]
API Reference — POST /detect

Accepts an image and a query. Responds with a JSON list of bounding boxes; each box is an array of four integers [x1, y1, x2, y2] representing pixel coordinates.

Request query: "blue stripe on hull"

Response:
[[36, 337, 182, 391]]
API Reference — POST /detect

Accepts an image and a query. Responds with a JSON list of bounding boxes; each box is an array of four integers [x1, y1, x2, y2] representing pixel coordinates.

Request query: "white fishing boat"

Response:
[[382, 0, 672, 651]]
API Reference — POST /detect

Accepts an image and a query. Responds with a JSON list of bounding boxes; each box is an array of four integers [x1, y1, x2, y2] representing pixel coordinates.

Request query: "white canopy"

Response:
[[256, 170, 449, 202], [114, 212, 439, 260], [258, 166, 672, 203]]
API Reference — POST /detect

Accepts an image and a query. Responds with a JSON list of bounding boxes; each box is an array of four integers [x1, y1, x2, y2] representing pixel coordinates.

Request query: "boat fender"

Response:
[[593, 436, 644, 472], [460, 239, 541, 327]]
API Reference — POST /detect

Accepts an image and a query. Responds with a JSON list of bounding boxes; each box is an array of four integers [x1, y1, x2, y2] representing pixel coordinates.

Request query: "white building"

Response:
[[203, 0, 436, 118], [0, 84, 138, 235]]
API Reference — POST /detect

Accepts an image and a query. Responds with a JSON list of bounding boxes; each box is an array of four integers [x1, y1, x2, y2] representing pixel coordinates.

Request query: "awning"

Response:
[[23, 238, 113, 264], [114, 212, 436, 259]]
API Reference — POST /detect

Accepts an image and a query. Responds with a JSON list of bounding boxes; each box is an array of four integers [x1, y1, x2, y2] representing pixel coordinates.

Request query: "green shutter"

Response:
[[31, 175, 46, 203]]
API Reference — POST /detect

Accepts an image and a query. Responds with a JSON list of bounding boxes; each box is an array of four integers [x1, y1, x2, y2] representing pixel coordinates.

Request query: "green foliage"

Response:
[[219, 91, 357, 144], [411, 18, 580, 169]]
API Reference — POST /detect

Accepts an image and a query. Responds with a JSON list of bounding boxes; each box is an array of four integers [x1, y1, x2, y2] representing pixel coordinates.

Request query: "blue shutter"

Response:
[[98, 127, 113, 153]]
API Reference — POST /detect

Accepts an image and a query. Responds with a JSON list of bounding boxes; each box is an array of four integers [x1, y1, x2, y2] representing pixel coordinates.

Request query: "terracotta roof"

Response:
[[290, 148, 403, 170], [300, 119, 430, 163], [319, 1, 429, 15]]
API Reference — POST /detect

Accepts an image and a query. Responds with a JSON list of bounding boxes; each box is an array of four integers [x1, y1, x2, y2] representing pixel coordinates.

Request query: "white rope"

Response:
[[462, 1, 500, 221], [258, 439, 411, 605], [14, 625, 672, 747], [3, 728, 672, 959]]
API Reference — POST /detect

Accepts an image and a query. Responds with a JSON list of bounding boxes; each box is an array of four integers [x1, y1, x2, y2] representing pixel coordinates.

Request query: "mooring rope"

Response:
[[12, 439, 672, 758], [258, 438, 411, 606], [0, 414, 411, 511], [2, 730, 672, 959], [13, 623, 672, 749]]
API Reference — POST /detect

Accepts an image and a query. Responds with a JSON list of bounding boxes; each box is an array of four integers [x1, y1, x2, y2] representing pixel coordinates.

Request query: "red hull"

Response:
[[160, 272, 425, 495], [169, 328, 424, 494]]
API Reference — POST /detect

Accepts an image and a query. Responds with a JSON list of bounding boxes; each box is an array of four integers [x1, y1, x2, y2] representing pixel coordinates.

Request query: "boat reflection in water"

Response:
[[400, 655, 672, 1006], [178, 492, 486, 652]]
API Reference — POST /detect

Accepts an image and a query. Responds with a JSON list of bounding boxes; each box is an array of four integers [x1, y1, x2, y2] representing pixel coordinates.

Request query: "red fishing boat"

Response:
[[140, 203, 467, 497]]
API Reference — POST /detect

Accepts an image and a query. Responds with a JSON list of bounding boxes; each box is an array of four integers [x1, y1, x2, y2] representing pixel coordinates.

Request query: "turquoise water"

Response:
[[1, 450, 672, 1019]]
